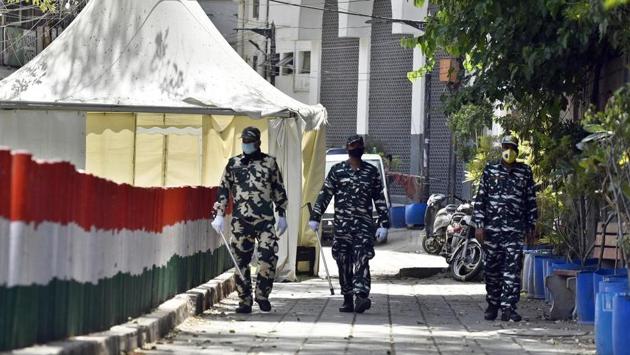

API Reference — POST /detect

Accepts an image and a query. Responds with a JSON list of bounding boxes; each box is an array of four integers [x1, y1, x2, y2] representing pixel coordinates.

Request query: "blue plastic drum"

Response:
[[390, 206, 406, 228], [576, 271, 595, 324], [404, 203, 427, 227], [522, 251, 534, 294], [594, 268, 628, 295], [533, 255, 556, 299], [595, 278, 629, 355], [613, 293, 630, 355]]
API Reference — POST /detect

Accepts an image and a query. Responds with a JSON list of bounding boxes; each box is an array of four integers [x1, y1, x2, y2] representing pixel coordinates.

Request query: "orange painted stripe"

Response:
[[1, 150, 227, 233]]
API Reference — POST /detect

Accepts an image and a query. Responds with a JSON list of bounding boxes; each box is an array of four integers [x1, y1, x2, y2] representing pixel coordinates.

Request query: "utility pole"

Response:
[[234, 22, 277, 85], [269, 22, 276, 85]]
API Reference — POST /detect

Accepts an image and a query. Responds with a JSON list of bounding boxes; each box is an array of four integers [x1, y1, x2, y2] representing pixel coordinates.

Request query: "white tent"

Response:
[[0, 0, 327, 281]]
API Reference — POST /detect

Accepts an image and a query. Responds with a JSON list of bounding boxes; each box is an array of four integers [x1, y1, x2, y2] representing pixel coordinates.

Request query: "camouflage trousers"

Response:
[[483, 231, 524, 311], [231, 217, 279, 307], [332, 234, 375, 296]]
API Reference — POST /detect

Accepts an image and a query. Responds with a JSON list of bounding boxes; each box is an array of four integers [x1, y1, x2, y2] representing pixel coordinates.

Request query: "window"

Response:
[[253, 0, 259, 19], [252, 55, 258, 73], [279, 52, 294, 76], [298, 51, 311, 74]]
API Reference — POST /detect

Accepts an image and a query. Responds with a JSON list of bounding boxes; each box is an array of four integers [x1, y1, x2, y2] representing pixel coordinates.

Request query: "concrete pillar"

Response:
[[356, 36, 371, 135], [410, 47, 426, 176], [309, 40, 322, 105]]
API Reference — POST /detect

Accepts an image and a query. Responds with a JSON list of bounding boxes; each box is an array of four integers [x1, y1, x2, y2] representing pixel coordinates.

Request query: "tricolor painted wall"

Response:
[[0, 149, 232, 351]]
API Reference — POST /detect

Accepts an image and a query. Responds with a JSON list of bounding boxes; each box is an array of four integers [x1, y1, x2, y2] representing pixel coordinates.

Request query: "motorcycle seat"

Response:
[[445, 204, 458, 213]]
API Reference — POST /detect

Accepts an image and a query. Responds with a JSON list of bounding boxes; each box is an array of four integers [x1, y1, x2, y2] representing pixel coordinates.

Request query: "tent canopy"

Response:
[[0, 0, 326, 129], [0, 0, 329, 282]]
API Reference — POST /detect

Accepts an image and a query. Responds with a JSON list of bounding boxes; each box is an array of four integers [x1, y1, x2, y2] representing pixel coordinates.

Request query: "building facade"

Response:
[[227, 0, 465, 197]]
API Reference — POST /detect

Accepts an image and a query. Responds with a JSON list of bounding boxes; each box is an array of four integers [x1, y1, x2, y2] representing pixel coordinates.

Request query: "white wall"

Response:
[[0, 110, 86, 168]]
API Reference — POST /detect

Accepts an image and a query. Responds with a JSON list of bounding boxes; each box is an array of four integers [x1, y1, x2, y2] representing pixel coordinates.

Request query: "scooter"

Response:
[[421, 194, 461, 255]]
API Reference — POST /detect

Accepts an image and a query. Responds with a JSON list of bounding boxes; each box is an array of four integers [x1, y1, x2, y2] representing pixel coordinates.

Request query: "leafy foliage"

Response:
[[448, 103, 494, 161], [464, 135, 500, 189], [6, 0, 57, 12], [580, 84, 630, 259], [412, 0, 630, 178]]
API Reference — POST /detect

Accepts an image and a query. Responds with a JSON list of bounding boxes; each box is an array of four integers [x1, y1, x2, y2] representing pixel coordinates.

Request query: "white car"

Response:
[[320, 149, 391, 244]]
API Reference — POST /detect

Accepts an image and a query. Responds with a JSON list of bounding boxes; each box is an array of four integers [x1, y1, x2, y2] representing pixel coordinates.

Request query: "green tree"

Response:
[[406, 0, 630, 176]]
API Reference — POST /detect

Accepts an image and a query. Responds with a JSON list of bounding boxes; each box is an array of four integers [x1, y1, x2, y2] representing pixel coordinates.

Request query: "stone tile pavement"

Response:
[[137, 274, 595, 355]]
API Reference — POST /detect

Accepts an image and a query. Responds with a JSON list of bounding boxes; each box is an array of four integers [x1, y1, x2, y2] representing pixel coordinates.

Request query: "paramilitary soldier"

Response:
[[473, 135, 537, 322], [211, 126, 288, 314], [308, 135, 390, 313]]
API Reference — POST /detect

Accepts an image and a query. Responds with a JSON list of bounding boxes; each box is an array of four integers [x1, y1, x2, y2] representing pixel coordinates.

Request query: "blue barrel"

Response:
[[544, 257, 566, 302], [594, 268, 628, 295], [390, 206, 406, 228], [404, 203, 427, 227], [595, 278, 629, 355], [522, 251, 535, 294], [576, 271, 595, 324], [613, 293, 630, 355], [533, 255, 555, 299]]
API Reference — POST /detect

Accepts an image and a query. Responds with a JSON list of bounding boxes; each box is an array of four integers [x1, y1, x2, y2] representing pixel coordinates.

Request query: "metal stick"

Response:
[[218, 230, 246, 281], [307, 203, 335, 295]]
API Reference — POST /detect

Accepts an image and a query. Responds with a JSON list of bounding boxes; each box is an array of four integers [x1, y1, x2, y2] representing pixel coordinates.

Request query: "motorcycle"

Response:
[[446, 209, 484, 282], [421, 194, 461, 255]]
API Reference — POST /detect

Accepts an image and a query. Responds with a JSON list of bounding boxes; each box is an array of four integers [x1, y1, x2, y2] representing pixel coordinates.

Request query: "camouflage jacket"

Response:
[[310, 160, 390, 237], [473, 161, 537, 233], [214, 151, 288, 222]]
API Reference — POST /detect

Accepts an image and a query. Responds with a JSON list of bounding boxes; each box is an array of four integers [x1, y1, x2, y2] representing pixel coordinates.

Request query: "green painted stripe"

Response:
[[0, 246, 230, 351]]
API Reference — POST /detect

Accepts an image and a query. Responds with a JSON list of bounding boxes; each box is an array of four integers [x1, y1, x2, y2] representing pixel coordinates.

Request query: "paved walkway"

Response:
[[138, 230, 595, 354]]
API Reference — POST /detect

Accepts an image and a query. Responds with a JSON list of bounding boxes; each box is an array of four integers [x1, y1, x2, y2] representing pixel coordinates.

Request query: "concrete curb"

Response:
[[8, 270, 236, 355]]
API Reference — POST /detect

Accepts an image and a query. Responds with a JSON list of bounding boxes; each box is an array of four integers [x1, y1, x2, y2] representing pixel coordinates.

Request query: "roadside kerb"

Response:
[[7, 270, 236, 355]]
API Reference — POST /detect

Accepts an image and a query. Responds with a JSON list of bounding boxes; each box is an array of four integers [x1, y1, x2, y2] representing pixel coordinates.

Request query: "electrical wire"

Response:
[[0, 1, 83, 66], [267, 0, 424, 29]]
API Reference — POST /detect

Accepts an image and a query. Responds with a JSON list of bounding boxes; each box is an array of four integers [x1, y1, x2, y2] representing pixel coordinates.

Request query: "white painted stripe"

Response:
[[0, 218, 230, 287], [0, 217, 9, 287]]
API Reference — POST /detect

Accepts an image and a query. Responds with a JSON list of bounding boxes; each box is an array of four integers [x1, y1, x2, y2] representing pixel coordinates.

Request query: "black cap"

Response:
[[501, 135, 519, 149], [241, 126, 261, 142], [346, 134, 364, 146]]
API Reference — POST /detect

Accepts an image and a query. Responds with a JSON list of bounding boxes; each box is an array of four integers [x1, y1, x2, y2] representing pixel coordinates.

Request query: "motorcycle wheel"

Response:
[[450, 239, 484, 282], [421, 230, 444, 255]]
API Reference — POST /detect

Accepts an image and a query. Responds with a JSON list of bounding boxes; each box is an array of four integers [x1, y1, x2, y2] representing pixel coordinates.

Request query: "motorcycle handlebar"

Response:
[[451, 195, 471, 204]]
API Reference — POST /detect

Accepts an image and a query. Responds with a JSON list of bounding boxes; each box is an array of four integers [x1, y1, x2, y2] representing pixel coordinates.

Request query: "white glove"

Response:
[[375, 227, 388, 243], [276, 216, 288, 236], [211, 215, 225, 233], [308, 220, 320, 232]]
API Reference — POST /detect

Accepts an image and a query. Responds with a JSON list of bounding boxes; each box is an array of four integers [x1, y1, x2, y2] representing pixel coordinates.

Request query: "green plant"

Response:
[[620, 234, 630, 262], [536, 185, 560, 243], [580, 84, 630, 263], [551, 173, 600, 263], [465, 135, 500, 192], [448, 103, 494, 161]]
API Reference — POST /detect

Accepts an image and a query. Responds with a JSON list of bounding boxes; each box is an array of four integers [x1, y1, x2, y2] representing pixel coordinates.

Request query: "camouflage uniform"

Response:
[[310, 160, 390, 297], [473, 161, 537, 311], [214, 151, 288, 307]]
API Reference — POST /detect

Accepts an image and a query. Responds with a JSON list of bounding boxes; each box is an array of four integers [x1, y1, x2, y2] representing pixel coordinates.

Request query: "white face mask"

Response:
[[242, 142, 257, 155]]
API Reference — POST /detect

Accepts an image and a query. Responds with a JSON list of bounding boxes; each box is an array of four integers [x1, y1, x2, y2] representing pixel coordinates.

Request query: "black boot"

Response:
[[339, 294, 354, 313], [354, 294, 371, 314], [484, 305, 499, 321], [256, 299, 272, 312], [501, 309, 522, 322], [235, 304, 252, 314]]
